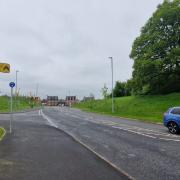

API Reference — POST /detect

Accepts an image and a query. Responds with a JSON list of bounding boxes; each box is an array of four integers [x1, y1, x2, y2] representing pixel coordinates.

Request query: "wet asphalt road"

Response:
[[0, 111, 128, 180], [41, 107, 180, 180]]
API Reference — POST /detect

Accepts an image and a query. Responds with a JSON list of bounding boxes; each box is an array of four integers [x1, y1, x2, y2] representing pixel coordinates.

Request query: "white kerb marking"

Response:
[[112, 126, 157, 139], [40, 110, 58, 128]]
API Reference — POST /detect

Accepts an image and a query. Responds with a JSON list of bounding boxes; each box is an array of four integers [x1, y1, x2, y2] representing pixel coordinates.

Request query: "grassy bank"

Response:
[[0, 96, 40, 113], [74, 93, 180, 123], [0, 127, 6, 140]]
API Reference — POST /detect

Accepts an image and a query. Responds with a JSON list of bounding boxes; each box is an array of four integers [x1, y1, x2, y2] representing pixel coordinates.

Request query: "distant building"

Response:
[[41, 99, 47, 105], [58, 99, 66, 106], [65, 96, 77, 106], [34, 96, 41, 103], [47, 96, 58, 106]]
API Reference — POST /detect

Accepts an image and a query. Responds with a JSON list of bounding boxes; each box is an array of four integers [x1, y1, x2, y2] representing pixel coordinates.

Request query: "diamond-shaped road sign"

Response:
[[0, 63, 10, 73]]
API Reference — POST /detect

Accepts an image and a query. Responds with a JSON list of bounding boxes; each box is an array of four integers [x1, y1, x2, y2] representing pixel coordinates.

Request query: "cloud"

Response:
[[0, 0, 163, 99]]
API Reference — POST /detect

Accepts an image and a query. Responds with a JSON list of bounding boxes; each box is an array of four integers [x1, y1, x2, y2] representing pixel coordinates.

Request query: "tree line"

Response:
[[104, 0, 180, 98]]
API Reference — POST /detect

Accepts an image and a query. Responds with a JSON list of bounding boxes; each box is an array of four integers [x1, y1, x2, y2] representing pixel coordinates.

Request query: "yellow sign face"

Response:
[[0, 63, 10, 73]]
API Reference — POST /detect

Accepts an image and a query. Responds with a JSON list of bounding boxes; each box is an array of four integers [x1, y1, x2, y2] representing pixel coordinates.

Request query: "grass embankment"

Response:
[[0, 96, 40, 113], [0, 127, 6, 140], [74, 93, 180, 123]]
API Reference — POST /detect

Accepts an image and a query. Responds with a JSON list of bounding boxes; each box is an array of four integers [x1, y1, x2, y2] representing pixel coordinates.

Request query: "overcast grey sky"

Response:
[[0, 0, 163, 99]]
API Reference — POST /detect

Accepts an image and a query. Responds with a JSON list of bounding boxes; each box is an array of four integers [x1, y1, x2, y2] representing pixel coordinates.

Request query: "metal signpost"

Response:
[[0, 63, 11, 131], [9, 82, 15, 133], [108, 57, 114, 113]]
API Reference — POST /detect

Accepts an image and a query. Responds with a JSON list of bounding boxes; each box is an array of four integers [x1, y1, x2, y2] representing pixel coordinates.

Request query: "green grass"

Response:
[[0, 96, 40, 113], [73, 93, 180, 123], [0, 127, 6, 140]]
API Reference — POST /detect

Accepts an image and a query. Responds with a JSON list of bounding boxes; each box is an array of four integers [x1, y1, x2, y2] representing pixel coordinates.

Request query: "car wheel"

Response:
[[167, 122, 179, 134]]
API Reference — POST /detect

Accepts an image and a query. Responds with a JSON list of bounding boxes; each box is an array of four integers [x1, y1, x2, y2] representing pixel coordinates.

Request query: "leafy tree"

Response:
[[113, 81, 125, 97], [113, 81, 128, 97], [101, 84, 109, 99], [125, 79, 134, 95], [130, 0, 180, 94], [109, 81, 132, 97]]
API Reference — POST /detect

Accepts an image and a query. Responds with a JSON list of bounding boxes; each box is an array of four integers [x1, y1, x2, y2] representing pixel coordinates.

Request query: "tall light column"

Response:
[[36, 83, 39, 97], [15, 70, 19, 96], [108, 57, 114, 113]]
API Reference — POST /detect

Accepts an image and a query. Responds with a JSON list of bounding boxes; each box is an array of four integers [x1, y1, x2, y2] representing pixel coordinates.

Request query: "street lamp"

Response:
[[36, 83, 39, 97], [108, 57, 114, 113], [15, 70, 19, 96]]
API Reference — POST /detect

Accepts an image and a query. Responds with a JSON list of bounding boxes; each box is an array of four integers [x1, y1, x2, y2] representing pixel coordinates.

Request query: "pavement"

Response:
[[0, 111, 128, 180], [42, 107, 180, 180]]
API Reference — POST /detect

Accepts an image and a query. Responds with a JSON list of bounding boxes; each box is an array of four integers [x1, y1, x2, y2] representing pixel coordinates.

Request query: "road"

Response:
[[41, 107, 180, 180], [0, 110, 128, 180]]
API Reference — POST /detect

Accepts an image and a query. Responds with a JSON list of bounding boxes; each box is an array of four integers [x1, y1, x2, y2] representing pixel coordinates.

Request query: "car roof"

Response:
[[170, 107, 180, 110]]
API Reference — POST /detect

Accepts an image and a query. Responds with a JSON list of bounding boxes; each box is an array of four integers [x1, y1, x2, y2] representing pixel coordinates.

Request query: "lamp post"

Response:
[[15, 70, 19, 96], [36, 83, 39, 97], [108, 57, 114, 113]]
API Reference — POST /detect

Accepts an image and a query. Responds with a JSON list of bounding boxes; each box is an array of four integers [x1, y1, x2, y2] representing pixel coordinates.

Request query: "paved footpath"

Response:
[[0, 111, 128, 180]]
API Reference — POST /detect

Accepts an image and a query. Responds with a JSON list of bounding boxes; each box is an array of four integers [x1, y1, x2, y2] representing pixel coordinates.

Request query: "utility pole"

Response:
[[36, 83, 39, 97], [15, 70, 19, 96], [15, 70, 19, 110], [108, 57, 114, 113], [9, 82, 15, 133], [10, 87, 13, 133]]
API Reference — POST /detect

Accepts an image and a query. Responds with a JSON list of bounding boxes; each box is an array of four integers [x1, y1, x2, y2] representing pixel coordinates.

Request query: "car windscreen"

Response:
[[171, 108, 180, 115]]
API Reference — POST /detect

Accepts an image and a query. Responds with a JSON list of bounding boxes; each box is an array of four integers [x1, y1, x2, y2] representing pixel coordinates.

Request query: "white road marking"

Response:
[[70, 115, 81, 119], [44, 108, 180, 142], [40, 109, 135, 180], [40, 110, 58, 128], [111, 125, 180, 142], [38, 110, 41, 116], [159, 137, 180, 142], [97, 121, 180, 139], [112, 126, 157, 139]]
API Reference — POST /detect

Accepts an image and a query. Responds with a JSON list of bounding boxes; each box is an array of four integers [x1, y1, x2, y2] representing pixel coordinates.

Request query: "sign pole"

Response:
[[10, 87, 13, 133], [9, 82, 15, 134]]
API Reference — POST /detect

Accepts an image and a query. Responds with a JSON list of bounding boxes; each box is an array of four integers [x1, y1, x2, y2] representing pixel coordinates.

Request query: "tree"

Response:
[[114, 81, 132, 97], [130, 0, 180, 94], [101, 84, 109, 99], [125, 79, 134, 95], [113, 81, 125, 97], [113, 81, 126, 97], [109, 81, 132, 97]]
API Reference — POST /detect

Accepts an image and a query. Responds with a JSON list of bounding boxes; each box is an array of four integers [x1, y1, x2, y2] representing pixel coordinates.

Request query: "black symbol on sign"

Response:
[[3, 66, 10, 72]]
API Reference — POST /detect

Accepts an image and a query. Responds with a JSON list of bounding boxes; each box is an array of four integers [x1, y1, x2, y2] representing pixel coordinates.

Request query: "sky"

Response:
[[0, 0, 163, 99]]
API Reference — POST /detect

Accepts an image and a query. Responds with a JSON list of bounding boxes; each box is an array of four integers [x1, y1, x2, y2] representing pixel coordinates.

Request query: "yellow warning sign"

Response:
[[0, 63, 10, 73]]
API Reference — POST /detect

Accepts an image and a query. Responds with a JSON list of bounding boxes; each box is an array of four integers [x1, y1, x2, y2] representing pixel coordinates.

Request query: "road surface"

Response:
[[0, 110, 128, 180], [41, 107, 180, 180]]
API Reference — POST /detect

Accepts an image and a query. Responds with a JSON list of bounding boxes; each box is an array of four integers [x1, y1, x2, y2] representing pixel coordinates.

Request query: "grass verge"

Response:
[[0, 96, 41, 113], [0, 127, 6, 141], [73, 93, 180, 123]]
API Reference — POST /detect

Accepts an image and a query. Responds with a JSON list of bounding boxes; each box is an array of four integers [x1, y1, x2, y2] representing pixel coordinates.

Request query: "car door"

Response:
[[171, 108, 180, 125]]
